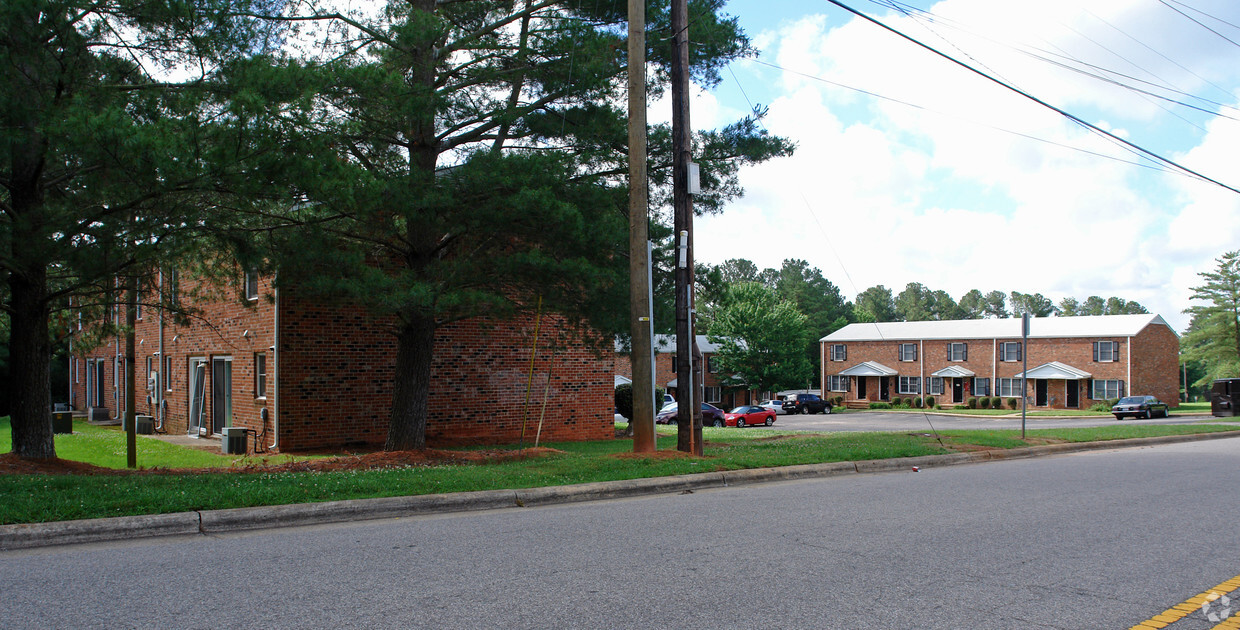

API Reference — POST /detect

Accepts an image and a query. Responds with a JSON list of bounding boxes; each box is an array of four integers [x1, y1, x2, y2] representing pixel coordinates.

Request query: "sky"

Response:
[[652, 0, 1240, 333]]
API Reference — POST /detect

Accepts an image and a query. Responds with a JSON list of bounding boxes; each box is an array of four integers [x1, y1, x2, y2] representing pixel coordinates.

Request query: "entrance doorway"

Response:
[[188, 358, 207, 435], [952, 379, 964, 404], [1035, 379, 1048, 406], [857, 377, 867, 400], [880, 377, 890, 401], [211, 357, 233, 434], [1066, 380, 1079, 408]]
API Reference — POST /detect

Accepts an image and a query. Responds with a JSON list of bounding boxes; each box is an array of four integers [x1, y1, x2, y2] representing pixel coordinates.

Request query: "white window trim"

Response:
[[1000, 342, 1022, 362], [926, 377, 944, 396], [830, 344, 846, 362], [828, 375, 850, 392], [949, 342, 967, 362], [898, 343, 917, 362], [255, 352, 268, 399], [973, 377, 990, 397], [1091, 379, 1124, 400], [997, 378, 1023, 398], [898, 376, 920, 395]]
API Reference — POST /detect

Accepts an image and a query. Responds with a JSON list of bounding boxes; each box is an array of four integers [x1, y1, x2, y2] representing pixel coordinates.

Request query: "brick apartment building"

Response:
[[819, 314, 1179, 409], [613, 335, 768, 409], [68, 270, 613, 452]]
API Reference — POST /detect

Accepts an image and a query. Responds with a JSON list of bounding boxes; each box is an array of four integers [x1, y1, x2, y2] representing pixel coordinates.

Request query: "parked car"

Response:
[[656, 402, 725, 426], [782, 393, 832, 415], [724, 405, 776, 427], [1111, 396, 1170, 420], [759, 399, 786, 415]]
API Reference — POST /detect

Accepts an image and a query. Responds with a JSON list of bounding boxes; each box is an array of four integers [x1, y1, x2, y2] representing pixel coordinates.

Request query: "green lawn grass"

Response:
[[2, 417, 1238, 525]]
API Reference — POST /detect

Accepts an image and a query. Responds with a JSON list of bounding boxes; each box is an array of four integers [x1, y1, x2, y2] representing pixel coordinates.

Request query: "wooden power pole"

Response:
[[628, 0, 655, 452], [671, 0, 702, 455]]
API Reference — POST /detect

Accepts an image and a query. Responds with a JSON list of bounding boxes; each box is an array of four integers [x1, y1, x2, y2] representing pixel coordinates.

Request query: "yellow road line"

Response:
[[1129, 574, 1240, 629]]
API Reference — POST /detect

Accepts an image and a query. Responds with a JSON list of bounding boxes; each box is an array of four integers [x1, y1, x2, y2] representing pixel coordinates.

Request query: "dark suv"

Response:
[[782, 393, 832, 415]]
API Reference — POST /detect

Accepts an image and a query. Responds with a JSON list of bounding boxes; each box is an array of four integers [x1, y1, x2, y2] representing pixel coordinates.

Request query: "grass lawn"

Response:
[[1, 417, 1238, 525]]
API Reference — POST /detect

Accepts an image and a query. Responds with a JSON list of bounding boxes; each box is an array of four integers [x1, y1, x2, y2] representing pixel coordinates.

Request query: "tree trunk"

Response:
[[8, 269, 54, 459], [385, 315, 436, 451]]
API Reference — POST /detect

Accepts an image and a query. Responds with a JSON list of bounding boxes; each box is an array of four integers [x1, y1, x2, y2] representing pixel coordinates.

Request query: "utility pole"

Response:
[[671, 0, 702, 455], [125, 271, 137, 468], [628, 0, 655, 453]]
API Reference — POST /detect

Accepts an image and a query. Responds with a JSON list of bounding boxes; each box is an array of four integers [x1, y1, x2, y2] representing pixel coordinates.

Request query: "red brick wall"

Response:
[[821, 326, 1178, 409], [1130, 323, 1180, 404], [72, 274, 612, 451]]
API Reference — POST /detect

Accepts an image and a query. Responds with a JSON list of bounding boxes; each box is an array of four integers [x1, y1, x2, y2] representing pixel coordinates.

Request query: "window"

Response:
[[830, 344, 846, 362], [898, 376, 920, 395], [828, 375, 850, 392], [1000, 342, 1022, 362], [244, 269, 259, 301], [1093, 341, 1118, 362], [925, 377, 944, 395], [670, 354, 677, 372], [254, 352, 267, 398], [997, 378, 1023, 397], [134, 289, 141, 320], [73, 357, 79, 384], [898, 343, 918, 362], [1091, 379, 1124, 399], [948, 342, 967, 362], [706, 356, 719, 373], [146, 357, 154, 390], [164, 268, 179, 306], [164, 355, 173, 391], [703, 386, 720, 402], [973, 378, 990, 397]]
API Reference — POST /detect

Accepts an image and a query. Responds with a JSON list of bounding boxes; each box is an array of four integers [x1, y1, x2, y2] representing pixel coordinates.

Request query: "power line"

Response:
[[823, 0, 1240, 196]]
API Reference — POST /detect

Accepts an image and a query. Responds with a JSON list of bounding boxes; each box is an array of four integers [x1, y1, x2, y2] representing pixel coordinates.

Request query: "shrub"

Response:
[[1008, 397, 1020, 409], [1090, 402, 1110, 412], [978, 396, 990, 409], [868, 402, 892, 410], [1106, 398, 1120, 408], [966, 397, 976, 409], [913, 396, 923, 408], [614, 383, 666, 421]]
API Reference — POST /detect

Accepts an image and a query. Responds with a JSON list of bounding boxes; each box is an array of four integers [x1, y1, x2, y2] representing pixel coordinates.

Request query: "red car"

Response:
[[722, 405, 776, 427]]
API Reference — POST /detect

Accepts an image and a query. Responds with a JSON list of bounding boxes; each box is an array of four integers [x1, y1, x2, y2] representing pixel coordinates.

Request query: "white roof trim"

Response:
[[821, 314, 1174, 343], [930, 366, 976, 378], [838, 361, 899, 377], [1012, 361, 1092, 380]]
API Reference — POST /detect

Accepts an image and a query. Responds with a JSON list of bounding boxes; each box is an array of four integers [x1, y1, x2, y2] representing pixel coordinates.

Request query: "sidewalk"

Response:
[[3, 429, 1239, 552]]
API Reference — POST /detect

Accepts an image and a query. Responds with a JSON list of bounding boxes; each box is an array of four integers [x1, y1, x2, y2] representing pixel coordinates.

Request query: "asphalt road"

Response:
[[770, 409, 1228, 432], [4, 438, 1240, 628]]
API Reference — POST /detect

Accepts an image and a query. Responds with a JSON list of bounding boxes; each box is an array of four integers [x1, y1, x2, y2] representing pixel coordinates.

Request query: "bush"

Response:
[[868, 402, 892, 410], [913, 396, 923, 408], [614, 383, 666, 421], [1090, 402, 1110, 412], [1007, 397, 1020, 409], [978, 396, 990, 409], [966, 397, 977, 409]]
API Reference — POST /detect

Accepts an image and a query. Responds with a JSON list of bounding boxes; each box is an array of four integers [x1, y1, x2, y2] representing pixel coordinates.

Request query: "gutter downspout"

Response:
[[269, 280, 280, 451], [157, 269, 165, 431], [1126, 336, 1132, 397]]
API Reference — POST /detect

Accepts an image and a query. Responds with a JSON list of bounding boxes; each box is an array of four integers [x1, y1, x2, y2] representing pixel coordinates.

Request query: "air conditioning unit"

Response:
[[222, 427, 248, 455]]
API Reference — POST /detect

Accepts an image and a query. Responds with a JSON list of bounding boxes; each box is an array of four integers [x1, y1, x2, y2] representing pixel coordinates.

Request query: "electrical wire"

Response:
[[823, 0, 1240, 195]]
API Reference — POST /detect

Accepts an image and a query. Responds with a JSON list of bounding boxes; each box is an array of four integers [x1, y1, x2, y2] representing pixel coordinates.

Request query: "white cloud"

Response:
[[694, 0, 1240, 333]]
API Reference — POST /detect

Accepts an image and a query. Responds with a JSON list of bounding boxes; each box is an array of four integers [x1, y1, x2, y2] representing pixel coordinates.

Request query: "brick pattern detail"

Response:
[[71, 275, 612, 452]]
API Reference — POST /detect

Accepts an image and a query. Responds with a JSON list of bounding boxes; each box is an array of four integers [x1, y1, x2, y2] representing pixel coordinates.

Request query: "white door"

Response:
[[188, 358, 207, 435]]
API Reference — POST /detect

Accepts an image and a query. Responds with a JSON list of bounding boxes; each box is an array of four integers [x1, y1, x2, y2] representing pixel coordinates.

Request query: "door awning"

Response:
[[930, 365, 975, 378], [838, 361, 898, 377], [1012, 361, 1092, 380]]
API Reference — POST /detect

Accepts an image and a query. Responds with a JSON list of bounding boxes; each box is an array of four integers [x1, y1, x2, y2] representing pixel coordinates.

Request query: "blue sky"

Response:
[[660, 0, 1240, 332]]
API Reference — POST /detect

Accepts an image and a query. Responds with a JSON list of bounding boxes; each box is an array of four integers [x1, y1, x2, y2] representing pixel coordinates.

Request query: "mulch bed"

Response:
[[0, 447, 564, 476]]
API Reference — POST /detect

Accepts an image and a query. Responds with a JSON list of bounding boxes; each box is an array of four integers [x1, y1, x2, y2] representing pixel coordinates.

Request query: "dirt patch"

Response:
[[0, 447, 564, 476]]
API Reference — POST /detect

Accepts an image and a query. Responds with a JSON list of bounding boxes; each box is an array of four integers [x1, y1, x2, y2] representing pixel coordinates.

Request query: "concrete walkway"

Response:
[[4, 429, 1240, 552]]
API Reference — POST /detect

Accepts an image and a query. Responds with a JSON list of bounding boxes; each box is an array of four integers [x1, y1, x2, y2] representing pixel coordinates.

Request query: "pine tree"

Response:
[[260, 1, 793, 450], [1182, 251, 1240, 386]]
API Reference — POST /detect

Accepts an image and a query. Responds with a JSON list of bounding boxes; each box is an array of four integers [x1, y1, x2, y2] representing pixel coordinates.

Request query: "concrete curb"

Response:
[[5, 430, 1240, 551]]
